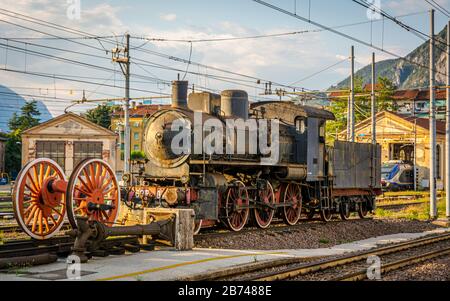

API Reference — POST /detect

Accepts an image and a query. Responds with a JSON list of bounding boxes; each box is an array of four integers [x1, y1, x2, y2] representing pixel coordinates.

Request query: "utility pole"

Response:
[[414, 104, 418, 192], [429, 10, 437, 219], [371, 52, 377, 188], [371, 52, 376, 144], [347, 95, 351, 141], [112, 33, 131, 174], [350, 46, 355, 142], [446, 20, 450, 220]]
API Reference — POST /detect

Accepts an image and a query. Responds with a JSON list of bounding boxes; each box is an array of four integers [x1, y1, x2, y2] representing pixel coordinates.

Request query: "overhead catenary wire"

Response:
[[0, 6, 434, 97], [252, 0, 448, 79], [353, 0, 450, 51], [289, 57, 349, 86], [0, 67, 172, 95], [425, 0, 450, 18], [0, 8, 307, 93]]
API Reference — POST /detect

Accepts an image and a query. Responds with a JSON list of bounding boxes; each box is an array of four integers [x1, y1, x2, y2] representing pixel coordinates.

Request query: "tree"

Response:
[[8, 101, 41, 132], [5, 100, 41, 177], [85, 104, 114, 129], [325, 77, 396, 144], [377, 76, 396, 112]]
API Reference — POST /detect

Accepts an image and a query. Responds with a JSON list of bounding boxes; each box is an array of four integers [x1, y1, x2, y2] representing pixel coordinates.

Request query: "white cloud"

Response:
[[160, 13, 177, 22]]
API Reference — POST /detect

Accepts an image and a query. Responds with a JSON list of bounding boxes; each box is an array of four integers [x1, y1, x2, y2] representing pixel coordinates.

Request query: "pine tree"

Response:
[[85, 104, 114, 129], [5, 100, 41, 177]]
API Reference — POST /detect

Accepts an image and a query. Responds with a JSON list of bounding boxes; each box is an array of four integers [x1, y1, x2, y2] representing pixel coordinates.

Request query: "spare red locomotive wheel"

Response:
[[253, 180, 275, 229], [65, 159, 120, 229], [223, 181, 250, 232], [13, 158, 67, 240]]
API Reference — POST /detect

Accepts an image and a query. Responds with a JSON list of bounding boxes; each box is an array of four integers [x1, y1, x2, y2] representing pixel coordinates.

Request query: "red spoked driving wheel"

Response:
[[282, 183, 302, 226], [253, 180, 275, 229], [224, 181, 249, 232]]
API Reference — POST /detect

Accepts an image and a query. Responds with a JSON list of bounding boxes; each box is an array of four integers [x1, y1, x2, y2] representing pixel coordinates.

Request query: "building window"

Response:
[[437, 145, 441, 179], [36, 141, 65, 170], [120, 143, 124, 151], [134, 132, 139, 140], [74, 142, 103, 166]]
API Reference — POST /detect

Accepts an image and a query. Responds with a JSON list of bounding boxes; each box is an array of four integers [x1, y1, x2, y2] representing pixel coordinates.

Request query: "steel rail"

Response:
[[251, 233, 450, 281], [191, 232, 450, 281], [333, 246, 450, 281]]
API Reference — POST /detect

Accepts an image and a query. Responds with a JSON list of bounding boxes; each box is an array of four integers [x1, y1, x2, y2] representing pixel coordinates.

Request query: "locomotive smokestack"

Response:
[[171, 80, 188, 108]]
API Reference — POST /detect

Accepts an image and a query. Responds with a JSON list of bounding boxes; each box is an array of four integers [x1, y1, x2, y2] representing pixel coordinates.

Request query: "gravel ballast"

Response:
[[195, 218, 442, 250], [382, 255, 450, 281]]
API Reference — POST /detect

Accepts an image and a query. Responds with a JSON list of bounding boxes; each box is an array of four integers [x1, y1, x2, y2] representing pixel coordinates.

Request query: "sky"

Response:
[[0, 0, 449, 120]]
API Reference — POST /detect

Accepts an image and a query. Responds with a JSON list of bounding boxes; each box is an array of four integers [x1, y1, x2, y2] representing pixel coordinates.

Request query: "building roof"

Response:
[[396, 112, 446, 134], [22, 112, 117, 136], [362, 83, 382, 92], [392, 89, 446, 101], [341, 110, 446, 137], [112, 105, 170, 118], [330, 88, 447, 102]]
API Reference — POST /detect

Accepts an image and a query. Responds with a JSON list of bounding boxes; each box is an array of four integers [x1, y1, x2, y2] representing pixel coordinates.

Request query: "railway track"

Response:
[[183, 232, 450, 281], [332, 246, 450, 281], [0, 196, 11, 203], [0, 223, 72, 234], [0, 196, 13, 219], [0, 235, 154, 270]]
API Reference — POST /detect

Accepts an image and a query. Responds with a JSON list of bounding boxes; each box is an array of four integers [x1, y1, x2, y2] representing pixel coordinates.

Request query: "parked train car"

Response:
[[381, 160, 414, 191], [123, 80, 382, 233]]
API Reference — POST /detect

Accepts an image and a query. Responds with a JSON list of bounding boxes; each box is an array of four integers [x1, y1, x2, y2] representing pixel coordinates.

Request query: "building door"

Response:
[[73, 142, 103, 167], [36, 141, 66, 170], [390, 143, 414, 163]]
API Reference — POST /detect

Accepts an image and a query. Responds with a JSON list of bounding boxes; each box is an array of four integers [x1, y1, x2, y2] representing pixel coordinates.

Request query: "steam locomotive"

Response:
[[123, 81, 382, 233], [11, 79, 382, 240]]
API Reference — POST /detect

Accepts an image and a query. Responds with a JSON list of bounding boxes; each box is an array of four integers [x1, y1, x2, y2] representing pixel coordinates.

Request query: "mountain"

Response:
[[0, 85, 53, 133], [334, 26, 448, 90]]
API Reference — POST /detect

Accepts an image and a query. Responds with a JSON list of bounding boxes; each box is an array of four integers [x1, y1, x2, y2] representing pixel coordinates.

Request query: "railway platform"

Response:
[[1, 227, 450, 281]]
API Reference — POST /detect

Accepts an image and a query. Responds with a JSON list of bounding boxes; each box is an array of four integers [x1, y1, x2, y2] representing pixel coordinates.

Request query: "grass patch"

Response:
[[383, 191, 428, 197], [375, 198, 447, 221], [319, 238, 330, 244], [383, 190, 445, 197]]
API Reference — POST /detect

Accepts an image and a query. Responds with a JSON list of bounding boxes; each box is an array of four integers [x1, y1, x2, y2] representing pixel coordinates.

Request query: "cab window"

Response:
[[295, 117, 306, 134]]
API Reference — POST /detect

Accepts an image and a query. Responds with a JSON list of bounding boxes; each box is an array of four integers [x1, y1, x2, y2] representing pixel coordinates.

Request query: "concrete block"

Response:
[[144, 208, 195, 251], [432, 218, 450, 227]]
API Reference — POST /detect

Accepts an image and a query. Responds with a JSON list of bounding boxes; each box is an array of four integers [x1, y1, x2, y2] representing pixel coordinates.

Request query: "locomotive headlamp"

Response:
[[180, 175, 189, 184]]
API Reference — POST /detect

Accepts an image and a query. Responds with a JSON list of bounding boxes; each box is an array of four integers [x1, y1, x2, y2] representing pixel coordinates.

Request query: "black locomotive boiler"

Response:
[[124, 80, 382, 233]]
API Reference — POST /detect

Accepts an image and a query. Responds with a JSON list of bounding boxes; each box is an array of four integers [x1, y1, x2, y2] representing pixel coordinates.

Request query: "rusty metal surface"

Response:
[[251, 101, 335, 122], [188, 92, 221, 115], [221, 90, 249, 120], [331, 141, 381, 189]]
